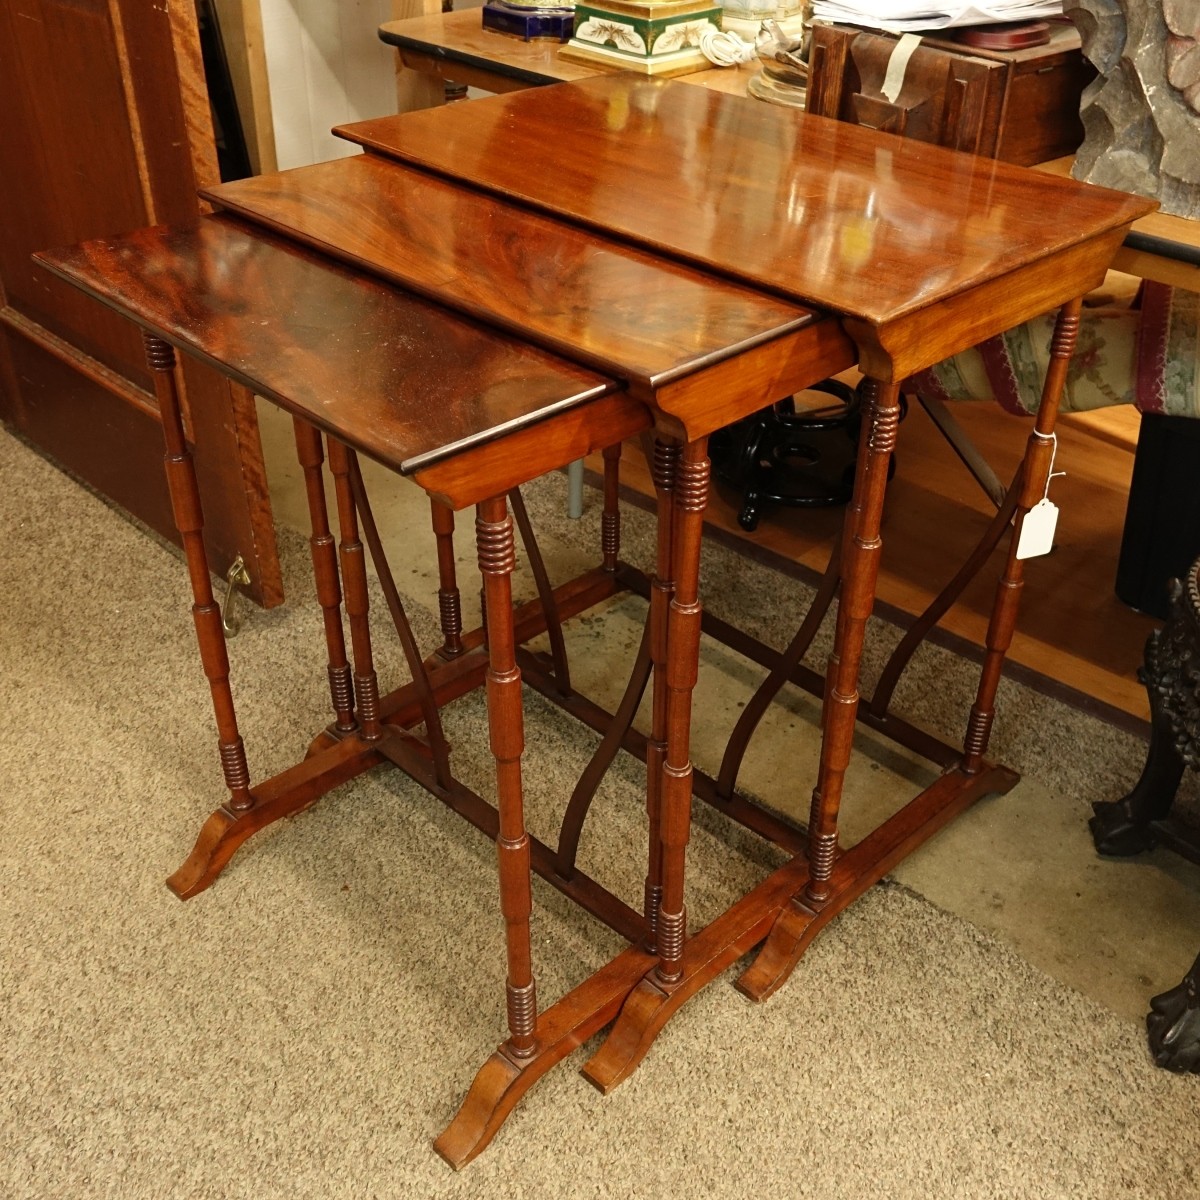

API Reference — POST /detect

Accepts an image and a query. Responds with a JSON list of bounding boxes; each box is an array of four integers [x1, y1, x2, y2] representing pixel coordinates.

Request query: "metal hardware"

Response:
[[221, 555, 251, 637]]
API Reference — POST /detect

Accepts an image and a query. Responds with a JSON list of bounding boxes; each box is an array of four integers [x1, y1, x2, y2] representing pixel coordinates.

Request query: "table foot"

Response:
[[739, 761, 1019, 1003], [434, 947, 655, 1169], [581, 846, 818, 1093], [583, 762, 1017, 1090], [733, 896, 824, 1002], [166, 734, 384, 899]]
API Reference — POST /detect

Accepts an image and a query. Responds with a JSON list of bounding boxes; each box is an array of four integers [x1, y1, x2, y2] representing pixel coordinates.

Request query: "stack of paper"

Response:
[[810, 0, 1063, 32]]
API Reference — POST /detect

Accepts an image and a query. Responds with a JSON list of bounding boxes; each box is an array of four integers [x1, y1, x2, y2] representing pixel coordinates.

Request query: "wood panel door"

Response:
[[0, 0, 282, 606]]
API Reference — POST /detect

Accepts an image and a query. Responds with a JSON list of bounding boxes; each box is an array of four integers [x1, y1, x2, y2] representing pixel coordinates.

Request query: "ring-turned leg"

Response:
[[142, 332, 254, 814], [963, 298, 1080, 773], [477, 494, 538, 1059], [737, 378, 901, 1001], [431, 498, 464, 659], [434, 494, 544, 1167], [293, 419, 356, 736], [644, 437, 680, 952], [327, 438, 382, 742], [602, 441, 622, 572], [581, 437, 709, 1089]]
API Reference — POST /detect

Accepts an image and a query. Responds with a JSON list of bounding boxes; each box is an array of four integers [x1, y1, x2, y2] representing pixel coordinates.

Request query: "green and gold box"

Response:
[[560, 0, 724, 75]]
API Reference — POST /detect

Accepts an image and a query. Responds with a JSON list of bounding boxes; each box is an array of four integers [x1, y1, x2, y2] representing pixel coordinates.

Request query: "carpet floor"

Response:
[[2, 428, 1198, 1199]]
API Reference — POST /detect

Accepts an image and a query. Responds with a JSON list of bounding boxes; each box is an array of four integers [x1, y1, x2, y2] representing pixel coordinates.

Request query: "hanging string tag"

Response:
[[1016, 434, 1064, 560]]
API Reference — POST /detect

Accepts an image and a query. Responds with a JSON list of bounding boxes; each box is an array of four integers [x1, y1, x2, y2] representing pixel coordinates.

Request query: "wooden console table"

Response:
[[36, 77, 1149, 1166]]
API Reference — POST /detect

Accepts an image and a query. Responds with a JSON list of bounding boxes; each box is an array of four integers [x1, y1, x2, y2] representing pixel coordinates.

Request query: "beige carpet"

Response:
[[2, 427, 1198, 1199]]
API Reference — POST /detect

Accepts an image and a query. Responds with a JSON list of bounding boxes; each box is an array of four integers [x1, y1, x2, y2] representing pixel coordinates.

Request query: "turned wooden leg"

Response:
[[431, 498, 464, 659], [293, 419, 356, 734], [143, 332, 252, 812], [644, 437, 680, 952], [655, 438, 709, 984], [326, 439, 382, 742], [602, 441, 622, 572], [806, 379, 900, 904], [477, 494, 538, 1058], [963, 298, 1080, 773]]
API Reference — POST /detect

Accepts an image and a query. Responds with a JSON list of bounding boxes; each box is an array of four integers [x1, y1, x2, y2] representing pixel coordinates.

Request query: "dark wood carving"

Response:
[[1091, 558, 1200, 855], [1148, 951, 1200, 1072]]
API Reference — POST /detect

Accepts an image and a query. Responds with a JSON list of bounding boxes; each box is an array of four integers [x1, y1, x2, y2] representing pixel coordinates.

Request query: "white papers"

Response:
[[810, 1, 1063, 33]]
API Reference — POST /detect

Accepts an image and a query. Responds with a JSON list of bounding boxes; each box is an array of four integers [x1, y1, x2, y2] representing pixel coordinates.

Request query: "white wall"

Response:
[[260, 0, 399, 170]]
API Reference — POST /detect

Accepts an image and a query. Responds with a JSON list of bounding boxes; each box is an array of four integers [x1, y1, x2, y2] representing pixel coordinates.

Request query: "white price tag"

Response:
[[1016, 497, 1058, 560]]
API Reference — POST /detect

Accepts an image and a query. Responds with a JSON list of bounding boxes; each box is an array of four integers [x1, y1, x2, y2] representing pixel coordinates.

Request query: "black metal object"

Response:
[[708, 380, 904, 531]]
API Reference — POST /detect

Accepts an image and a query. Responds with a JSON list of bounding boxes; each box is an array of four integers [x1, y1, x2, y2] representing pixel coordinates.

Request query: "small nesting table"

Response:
[[37, 75, 1151, 1167]]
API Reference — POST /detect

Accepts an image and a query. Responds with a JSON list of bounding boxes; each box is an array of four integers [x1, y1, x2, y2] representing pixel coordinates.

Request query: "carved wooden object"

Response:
[[1067, 0, 1200, 218]]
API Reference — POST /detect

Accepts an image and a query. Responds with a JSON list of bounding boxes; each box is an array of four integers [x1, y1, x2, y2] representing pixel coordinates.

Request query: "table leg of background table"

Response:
[[327, 438, 382, 742], [963, 296, 1081, 773], [142, 332, 252, 813], [431, 498, 465, 659], [293, 418, 356, 737], [644, 436, 681, 951], [602, 441, 622, 572]]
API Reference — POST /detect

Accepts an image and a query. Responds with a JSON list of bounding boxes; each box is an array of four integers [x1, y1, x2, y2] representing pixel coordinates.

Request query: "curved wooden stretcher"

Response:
[[35, 75, 1152, 1169]]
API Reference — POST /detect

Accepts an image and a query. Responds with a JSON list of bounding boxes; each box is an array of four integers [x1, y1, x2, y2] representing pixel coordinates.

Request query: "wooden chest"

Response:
[[805, 22, 1093, 166]]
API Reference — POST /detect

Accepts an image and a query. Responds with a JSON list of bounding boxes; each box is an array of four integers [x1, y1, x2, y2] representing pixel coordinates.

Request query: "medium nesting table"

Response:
[[37, 75, 1151, 1168]]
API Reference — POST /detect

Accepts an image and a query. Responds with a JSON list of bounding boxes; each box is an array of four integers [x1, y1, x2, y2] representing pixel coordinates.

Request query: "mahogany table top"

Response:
[[201, 153, 821, 400], [338, 75, 1154, 329], [33, 216, 617, 477]]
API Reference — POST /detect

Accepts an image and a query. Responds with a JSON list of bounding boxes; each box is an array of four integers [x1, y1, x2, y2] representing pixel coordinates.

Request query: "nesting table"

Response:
[[36, 76, 1151, 1167]]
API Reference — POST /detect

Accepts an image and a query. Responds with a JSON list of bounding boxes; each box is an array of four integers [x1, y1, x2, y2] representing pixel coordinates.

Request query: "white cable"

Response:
[[698, 27, 759, 67]]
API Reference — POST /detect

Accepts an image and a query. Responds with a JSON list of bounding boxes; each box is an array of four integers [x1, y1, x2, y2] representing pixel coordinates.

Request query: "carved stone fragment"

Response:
[[1066, 0, 1200, 218]]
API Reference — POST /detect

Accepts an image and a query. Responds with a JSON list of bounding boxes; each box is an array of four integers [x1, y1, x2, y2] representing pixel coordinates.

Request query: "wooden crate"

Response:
[[805, 22, 1093, 165]]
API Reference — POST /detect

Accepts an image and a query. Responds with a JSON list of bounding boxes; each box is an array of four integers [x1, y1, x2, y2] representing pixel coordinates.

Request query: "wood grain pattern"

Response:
[[34, 216, 617, 478], [203, 153, 820, 398], [338, 76, 1153, 332]]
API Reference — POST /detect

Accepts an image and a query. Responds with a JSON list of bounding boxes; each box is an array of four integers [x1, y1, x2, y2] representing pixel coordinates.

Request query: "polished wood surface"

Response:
[[1, 0, 281, 605], [202, 153, 823, 399], [338, 76, 1152, 332], [34, 217, 616, 479]]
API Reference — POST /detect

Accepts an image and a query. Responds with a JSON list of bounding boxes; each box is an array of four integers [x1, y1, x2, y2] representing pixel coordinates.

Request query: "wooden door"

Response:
[[0, 0, 282, 606]]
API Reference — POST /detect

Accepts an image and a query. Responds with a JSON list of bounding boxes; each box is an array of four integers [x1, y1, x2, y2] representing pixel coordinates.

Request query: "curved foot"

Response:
[[1148, 964, 1200, 1073], [1089, 799, 1157, 857], [738, 763, 1019, 1004], [435, 947, 655, 1168], [580, 974, 680, 1094], [433, 1051, 527, 1170], [166, 733, 385, 899], [735, 897, 824, 1002]]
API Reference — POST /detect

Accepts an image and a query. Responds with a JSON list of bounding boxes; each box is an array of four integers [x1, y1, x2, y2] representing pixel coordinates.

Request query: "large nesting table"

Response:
[[36, 76, 1151, 1167]]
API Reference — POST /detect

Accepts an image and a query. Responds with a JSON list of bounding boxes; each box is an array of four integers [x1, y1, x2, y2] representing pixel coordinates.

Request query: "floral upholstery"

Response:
[[911, 283, 1200, 419]]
